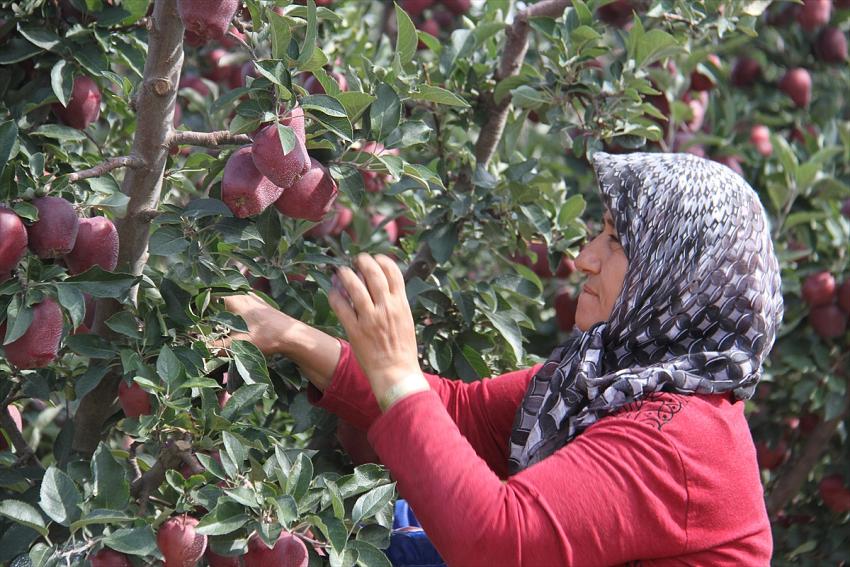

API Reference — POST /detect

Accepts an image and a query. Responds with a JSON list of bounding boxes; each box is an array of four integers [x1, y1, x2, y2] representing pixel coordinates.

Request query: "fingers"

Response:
[[336, 266, 373, 315], [354, 253, 391, 304], [329, 286, 358, 330], [373, 254, 405, 296]]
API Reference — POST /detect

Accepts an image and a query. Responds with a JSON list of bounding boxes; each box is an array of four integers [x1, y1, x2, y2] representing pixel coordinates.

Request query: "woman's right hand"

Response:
[[217, 293, 295, 357]]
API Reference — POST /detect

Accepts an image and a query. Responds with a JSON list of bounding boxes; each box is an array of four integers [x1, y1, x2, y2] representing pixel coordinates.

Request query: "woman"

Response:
[[221, 152, 783, 566]]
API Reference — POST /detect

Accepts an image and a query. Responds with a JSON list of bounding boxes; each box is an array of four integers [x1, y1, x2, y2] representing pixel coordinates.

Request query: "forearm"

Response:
[[276, 316, 341, 393]]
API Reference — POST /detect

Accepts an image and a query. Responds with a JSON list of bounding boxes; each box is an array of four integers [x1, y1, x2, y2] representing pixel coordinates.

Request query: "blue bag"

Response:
[[385, 499, 446, 567]]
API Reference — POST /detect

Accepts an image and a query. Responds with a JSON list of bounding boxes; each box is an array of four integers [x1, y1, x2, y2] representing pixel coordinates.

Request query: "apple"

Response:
[[554, 289, 578, 332], [177, 0, 240, 44], [222, 146, 284, 218], [370, 214, 399, 244], [244, 532, 308, 567], [336, 420, 380, 465], [402, 0, 435, 18], [815, 26, 848, 63], [684, 90, 708, 132], [0, 405, 22, 451], [789, 124, 818, 145], [842, 199, 850, 219], [274, 158, 339, 222], [802, 271, 836, 307], [796, 0, 831, 32], [358, 141, 400, 192], [157, 515, 207, 567], [118, 380, 152, 418], [417, 18, 440, 49], [809, 304, 848, 339], [52, 75, 101, 130], [689, 54, 720, 92], [303, 71, 348, 95], [442, 0, 470, 16], [731, 57, 761, 87], [838, 280, 850, 314], [252, 107, 311, 189], [596, 0, 635, 27], [799, 412, 820, 435], [305, 204, 353, 238], [779, 67, 812, 108], [64, 217, 119, 274], [819, 474, 850, 513], [90, 548, 132, 567], [219, 26, 245, 49], [2, 298, 63, 369], [0, 207, 27, 274], [749, 125, 772, 157], [204, 48, 237, 83], [396, 215, 416, 238], [205, 549, 242, 567], [755, 440, 786, 470], [27, 196, 80, 258], [179, 73, 211, 97]]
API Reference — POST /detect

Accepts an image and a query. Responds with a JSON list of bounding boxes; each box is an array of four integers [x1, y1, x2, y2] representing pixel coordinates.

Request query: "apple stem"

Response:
[[67, 156, 145, 183]]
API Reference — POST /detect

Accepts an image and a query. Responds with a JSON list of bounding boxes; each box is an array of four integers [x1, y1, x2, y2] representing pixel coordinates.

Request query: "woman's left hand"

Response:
[[328, 253, 429, 410]]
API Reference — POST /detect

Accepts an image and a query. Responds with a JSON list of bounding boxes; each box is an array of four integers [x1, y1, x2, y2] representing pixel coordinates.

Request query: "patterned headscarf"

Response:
[[508, 152, 784, 475]]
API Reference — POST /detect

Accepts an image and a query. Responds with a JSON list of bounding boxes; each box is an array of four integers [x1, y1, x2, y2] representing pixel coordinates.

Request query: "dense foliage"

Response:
[[0, 0, 848, 565]]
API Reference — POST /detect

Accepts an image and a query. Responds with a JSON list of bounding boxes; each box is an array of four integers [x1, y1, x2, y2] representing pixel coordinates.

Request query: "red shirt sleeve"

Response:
[[308, 339, 542, 477], [366, 390, 690, 567]]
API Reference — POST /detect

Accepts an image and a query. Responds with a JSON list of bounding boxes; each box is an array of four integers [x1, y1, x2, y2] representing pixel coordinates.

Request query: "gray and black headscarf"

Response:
[[508, 152, 784, 475]]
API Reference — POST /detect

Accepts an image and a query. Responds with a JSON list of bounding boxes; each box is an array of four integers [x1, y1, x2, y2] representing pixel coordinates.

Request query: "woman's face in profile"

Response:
[[574, 210, 629, 331]]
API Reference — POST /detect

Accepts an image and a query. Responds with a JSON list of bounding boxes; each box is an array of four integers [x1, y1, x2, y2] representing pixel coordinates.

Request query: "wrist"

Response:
[[377, 371, 430, 412]]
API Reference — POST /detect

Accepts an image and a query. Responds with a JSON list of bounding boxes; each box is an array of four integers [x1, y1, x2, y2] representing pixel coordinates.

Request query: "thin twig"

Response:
[[1, 404, 42, 469], [170, 130, 253, 148], [67, 156, 145, 183]]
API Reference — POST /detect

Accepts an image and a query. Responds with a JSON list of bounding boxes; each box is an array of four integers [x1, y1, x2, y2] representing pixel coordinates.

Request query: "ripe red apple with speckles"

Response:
[[802, 271, 836, 307], [52, 75, 101, 130], [205, 549, 242, 567], [2, 297, 63, 369], [27, 196, 80, 258], [90, 548, 132, 567], [244, 532, 308, 567], [252, 107, 310, 189], [157, 515, 207, 567], [64, 217, 119, 274], [0, 207, 27, 274], [274, 158, 339, 222], [222, 146, 284, 218], [118, 380, 152, 418], [177, 0, 240, 44]]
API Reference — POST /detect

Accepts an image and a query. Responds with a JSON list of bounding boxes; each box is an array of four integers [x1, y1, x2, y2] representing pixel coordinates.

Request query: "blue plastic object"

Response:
[[386, 499, 446, 567]]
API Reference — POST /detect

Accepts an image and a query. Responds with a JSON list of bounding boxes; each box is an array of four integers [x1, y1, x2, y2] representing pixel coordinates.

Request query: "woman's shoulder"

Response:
[[607, 391, 747, 436]]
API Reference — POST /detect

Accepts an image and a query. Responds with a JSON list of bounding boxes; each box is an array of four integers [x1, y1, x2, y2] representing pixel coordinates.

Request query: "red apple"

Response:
[[819, 474, 850, 513], [274, 158, 338, 222], [336, 420, 380, 465], [0, 405, 22, 451], [358, 141, 400, 193], [244, 533, 307, 567], [3, 298, 63, 369], [90, 548, 132, 567], [64, 216, 119, 274], [838, 279, 850, 314], [305, 204, 353, 238], [802, 271, 836, 307], [809, 304, 848, 339], [204, 48, 237, 83], [157, 515, 207, 567], [815, 26, 848, 63], [222, 146, 284, 218], [842, 199, 850, 219], [252, 107, 311, 189], [796, 0, 831, 32], [689, 54, 720, 92], [417, 18, 440, 48], [779, 68, 812, 108], [179, 73, 211, 97], [118, 380, 152, 418], [205, 549, 242, 567], [177, 0, 240, 44], [370, 214, 399, 244], [554, 289, 578, 332], [684, 90, 708, 132], [731, 57, 761, 88], [596, 0, 635, 27], [52, 75, 101, 130], [402, 0, 435, 18], [27, 196, 79, 258], [755, 440, 787, 470], [442, 0, 470, 16], [0, 207, 27, 274], [749, 125, 772, 157]]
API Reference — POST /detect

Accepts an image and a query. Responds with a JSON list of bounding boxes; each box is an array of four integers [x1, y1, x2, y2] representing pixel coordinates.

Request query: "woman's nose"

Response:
[[575, 242, 601, 275]]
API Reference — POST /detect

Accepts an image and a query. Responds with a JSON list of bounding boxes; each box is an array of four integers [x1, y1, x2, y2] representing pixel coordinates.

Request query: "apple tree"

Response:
[[0, 0, 848, 565]]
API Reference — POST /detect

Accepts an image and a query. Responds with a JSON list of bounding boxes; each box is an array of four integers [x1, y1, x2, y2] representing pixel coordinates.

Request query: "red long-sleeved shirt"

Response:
[[309, 340, 772, 566]]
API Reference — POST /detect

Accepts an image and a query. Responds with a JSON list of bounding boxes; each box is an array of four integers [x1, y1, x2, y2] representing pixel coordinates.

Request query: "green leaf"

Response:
[[269, 10, 291, 61], [105, 311, 142, 339], [411, 85, 470, 108], [351, 540, 392, 567], [557, 194, 585, 228], [55, 284, 85, 329], [480, 308, 523, 363], [309, 514, 347, 553], [370, 83, 401, 140], [277, 124, 297, 155], [149, 225, 190, 256], [65, 333, 116, 358], [394, 2, 417, 65], [336, 91, 377, 121], [222, 431, 247, 471], [302, 95, 354, 141], [50, 60, 74, 108], [220, 383, 268, 421], [3, 296, 33, 346], [330, 163, 365, 206], [510, 85, 547, 110], [0, 500, 48, 536], [195, 502, 250, 536], [295, 0, 318, 66], [635, 29, 680, 67], [102, 526, 158, 556], [39, 466, 82, 526], [157, 345, 183, 385], [69, 509, 132, 531], [352, 483, 395, 525], [426, 223, 458, 263], [31, 124, 88, 142], [0, 120, 19, 173], [64, 267, 140, 298], [286, 452, 313, 502], [0, 39, 43, 64], [18, 28, 61, 51], [231, 340, 271, 385], [460, 345, 489, 378], [92, 443, 129, 510]]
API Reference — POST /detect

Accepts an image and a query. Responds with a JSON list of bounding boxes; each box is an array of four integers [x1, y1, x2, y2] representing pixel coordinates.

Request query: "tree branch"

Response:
[[404, 0, 571, 282], [1, 404, 41, 468], [72, 0, 186, 457], [67, 156, 145, 183], [169, 130, 252, 148], [130, 438, 193, 514]]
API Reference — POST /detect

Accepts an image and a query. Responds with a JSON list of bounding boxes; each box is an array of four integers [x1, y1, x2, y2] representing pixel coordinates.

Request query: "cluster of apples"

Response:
[[90, 516, 309, 566], [512, 241, 579, 333], [403, 0, 470, 46], [0, 199, 118, 369], [801, 271, 850, 339]]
